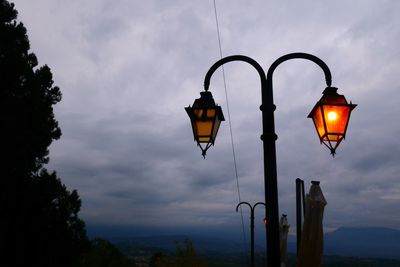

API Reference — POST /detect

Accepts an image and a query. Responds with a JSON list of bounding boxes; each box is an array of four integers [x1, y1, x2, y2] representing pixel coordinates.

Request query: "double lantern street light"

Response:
[[185, 53, 356, 267], [236, 201, 266, 267]]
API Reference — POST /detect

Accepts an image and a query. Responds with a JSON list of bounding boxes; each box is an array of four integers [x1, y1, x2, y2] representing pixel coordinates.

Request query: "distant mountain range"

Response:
[[324, 227, 400, 259], [90, 226, 400, 260]]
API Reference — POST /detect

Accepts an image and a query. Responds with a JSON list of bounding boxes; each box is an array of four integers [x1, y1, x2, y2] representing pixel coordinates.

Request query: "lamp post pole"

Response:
[[203, 53, 332, 267], [236, 201, 266, 267]]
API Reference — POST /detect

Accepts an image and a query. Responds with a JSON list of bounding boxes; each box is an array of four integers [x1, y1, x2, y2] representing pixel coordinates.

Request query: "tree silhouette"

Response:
[[0, 1, 88, 266], [75, 238, 137, 267], [149, 239, 208, 267]]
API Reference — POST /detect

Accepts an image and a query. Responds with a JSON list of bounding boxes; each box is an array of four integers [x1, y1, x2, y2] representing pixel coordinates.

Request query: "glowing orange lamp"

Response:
[[185, 91, 225, 158], [308, 87, 357, 156]]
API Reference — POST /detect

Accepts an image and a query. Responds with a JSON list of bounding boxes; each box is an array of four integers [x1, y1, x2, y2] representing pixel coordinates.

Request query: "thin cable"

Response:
[[213, 0, 249, 263]]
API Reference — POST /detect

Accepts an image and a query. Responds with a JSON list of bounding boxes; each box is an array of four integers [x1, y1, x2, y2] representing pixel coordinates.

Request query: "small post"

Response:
[[250, 210, 255, 267], [296, 178, 304, 253], [301, 180, 306, 216]]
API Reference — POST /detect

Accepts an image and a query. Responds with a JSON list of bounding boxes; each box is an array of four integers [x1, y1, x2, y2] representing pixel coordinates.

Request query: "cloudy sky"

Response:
[[13, 0, 400, 240]]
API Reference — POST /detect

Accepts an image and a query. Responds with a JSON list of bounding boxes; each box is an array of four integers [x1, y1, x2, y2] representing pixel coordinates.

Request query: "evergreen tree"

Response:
[[0, 1, 88, 266]]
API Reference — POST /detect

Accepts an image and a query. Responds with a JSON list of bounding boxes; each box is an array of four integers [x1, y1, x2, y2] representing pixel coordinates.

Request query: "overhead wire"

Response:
[[212, 0, 249, 264]]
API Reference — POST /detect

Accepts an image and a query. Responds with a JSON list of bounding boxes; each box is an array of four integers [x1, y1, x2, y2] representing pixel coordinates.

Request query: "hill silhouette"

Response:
[[324, 227, 400, 259], [88, 225, 400, 259]]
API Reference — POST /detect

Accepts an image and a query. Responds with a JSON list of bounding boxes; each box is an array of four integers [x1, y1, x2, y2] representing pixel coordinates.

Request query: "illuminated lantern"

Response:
[[185, 91, 225, 158], [308, 87, 357, 156]]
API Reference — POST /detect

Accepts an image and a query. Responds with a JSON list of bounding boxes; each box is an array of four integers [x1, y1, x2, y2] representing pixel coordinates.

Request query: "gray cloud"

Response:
[[13, 0, 400, 235]]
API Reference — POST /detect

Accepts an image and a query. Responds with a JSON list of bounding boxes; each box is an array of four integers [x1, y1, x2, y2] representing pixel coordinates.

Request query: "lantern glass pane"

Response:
[[193, 109, 203, 118], [312, 106, 326, 139], [323, 105, 351, 135], [212, 118, 221, 141], [196, 121, 213, 139], [207, 109, 216, 117], [324, 134, 343, 142], [198, 136, 211, 142]]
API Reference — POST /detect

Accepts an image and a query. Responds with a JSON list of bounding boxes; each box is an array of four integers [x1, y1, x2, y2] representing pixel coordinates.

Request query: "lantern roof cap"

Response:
[[322, 86, 338, 96], [189, 91, 225, 121], [191, 91, 216, 108]]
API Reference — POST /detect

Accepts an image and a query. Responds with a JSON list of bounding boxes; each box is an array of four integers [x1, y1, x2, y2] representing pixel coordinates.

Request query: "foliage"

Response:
[[74, 238, 137, 267], [0, 0, 61, 176], [0, 0, 88, 266], [149, 239, 208, 267]]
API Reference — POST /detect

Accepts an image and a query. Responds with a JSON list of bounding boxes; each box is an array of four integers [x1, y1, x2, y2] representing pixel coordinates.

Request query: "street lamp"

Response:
[[236, 201, 266, 267], [185, 53, 356, 267]]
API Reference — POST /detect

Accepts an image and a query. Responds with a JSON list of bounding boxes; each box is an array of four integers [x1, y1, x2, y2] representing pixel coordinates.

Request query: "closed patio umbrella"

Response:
[[280, 214, 290, 267], [297, 181, 327, 267]]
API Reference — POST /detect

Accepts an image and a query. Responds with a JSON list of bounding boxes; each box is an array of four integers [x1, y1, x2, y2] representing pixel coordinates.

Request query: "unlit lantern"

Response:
[[185, 91, 225, 158]]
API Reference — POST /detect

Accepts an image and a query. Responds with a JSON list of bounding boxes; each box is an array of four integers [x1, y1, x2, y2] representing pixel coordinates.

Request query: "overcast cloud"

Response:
[[12, 0, 400, 239]]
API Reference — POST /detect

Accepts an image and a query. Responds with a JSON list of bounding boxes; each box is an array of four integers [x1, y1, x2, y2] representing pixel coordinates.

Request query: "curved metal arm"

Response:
[[204, 55, 267, 92], [236, 201, 252, 212], [204, 53, 332, 92], [267, 52, 332, 87], [236, 201, 266, 212], [253, 202, 266, 210]]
